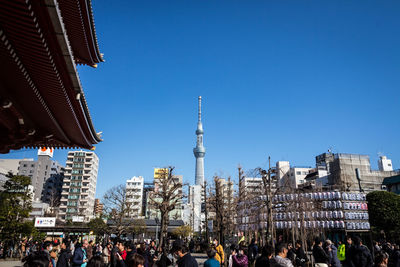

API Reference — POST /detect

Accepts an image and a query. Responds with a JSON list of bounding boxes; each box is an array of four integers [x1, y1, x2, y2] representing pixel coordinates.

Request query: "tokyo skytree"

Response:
[[193, 96, 205, 185]]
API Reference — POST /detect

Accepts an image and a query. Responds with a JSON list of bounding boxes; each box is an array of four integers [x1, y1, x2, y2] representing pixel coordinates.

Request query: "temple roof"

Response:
[[0, 0, 103, 153]]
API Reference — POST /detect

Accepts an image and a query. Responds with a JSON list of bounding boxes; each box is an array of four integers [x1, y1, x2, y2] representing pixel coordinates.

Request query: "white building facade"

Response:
[[126, 176, 144, 218], [378, 156, 393, 172], [59, 151, 99, 222]]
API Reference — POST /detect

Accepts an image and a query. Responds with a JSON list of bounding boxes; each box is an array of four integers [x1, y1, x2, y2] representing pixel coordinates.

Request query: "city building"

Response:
[[142, 182, 154, 217], [59, 151, 99, 222], [94, 199, 104, 218], [302, 167, 329, 189], [18, 148, 64, 201], [382, 175, 400, 195], [378, 156, 393, 172], [30, 201, 50, 220], [0, 159, 22, 175], [319, 153, 399, 192], [146, 169, 183, 220], [238, 177, 264, 232], [276, 161, 312, 188], [188, 184, 202, 232], [126, 176, 144, 218]]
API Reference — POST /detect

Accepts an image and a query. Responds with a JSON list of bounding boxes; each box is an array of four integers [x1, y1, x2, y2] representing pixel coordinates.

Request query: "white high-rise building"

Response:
[[126, 176, 144, 218], [188, 184, 202, 232], [59, 151, 99, 222], [378, 156, 393, 172]]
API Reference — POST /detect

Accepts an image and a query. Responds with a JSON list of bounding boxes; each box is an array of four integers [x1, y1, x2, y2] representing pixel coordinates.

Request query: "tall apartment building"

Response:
[[238, 177, 263, 232], [18, 148, 64, 201], [94, 198, 104, 218], [59, 151, 99, 222], [126, 176, 144, 218]]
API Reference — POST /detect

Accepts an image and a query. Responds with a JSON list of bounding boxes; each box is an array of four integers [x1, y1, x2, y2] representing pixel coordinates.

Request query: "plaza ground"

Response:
[[0, 254, 207, 267]]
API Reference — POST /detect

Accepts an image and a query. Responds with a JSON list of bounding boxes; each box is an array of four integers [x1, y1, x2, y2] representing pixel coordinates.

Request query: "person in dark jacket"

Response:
[[312, 237, 329, 267], [72, 242, 88, 267], [248, 239, 259, 267], [324, 240, 341, 267], [57, 240, 72, 267], [255, 245, 273, 267], [348, 236, 373, 267], [155, 247, 172, 267], [86, 242, 93, 261], [342, 236, 353, 267], [171, 239, 198, 267], [294, 241, 307, 267]]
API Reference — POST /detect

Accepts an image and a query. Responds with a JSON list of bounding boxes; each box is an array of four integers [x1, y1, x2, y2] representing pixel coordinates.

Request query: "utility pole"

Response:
[[238, 165, 245, 240], [203, 180, 209, 243]]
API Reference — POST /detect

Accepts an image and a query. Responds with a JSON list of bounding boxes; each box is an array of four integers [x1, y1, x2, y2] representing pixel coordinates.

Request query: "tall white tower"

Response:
[[193, 96, 205, 185]]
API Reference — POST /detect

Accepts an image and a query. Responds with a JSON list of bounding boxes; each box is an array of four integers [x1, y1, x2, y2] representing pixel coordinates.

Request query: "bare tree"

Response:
[[102, 184, 136, 236], [148, 166, 183, 248]]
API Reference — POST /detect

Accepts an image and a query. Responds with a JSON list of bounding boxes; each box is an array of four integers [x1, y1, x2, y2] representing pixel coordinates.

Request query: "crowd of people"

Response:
[[1, 236, 400, 267]]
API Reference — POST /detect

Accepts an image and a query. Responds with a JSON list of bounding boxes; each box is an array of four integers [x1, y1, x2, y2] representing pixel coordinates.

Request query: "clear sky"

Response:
[[3, 1, 400, 198]]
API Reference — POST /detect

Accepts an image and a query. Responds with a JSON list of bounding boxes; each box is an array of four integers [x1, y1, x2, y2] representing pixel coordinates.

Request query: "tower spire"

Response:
[[198, 96, 202, 122]]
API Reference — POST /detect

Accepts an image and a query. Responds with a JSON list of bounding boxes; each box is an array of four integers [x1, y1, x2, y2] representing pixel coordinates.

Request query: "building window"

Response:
[[296, 171, 301, 175]]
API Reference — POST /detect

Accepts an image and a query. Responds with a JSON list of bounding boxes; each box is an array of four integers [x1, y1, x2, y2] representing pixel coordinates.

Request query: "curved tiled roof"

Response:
[[0, 0, 103, 153]]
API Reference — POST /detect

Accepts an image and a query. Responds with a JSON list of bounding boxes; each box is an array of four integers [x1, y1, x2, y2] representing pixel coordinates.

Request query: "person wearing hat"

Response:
[[171, 239, 198, 267]]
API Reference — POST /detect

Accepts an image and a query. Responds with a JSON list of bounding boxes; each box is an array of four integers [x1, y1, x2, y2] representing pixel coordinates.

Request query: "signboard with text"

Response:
[[35, 217, 56, 227]]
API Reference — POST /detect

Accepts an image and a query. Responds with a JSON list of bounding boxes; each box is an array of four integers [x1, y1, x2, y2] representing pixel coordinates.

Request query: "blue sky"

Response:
[[3, 1, 400, 197]]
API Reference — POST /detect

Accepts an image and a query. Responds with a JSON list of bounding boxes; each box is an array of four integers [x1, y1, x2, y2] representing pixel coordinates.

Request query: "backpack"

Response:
[[248, 245, 257, 262]]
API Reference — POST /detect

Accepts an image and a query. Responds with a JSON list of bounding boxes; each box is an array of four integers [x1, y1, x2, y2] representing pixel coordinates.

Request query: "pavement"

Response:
[[0, 260, 22, 267], [0, 254, 208, 267]]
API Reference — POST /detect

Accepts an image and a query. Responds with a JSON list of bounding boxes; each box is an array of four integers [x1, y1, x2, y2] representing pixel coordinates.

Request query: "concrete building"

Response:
[[94, 198, 104, 217], [289, 166, 313, 188], [382, 175, 400, 195], [146, 170, 183, 220], [378, 156, 393, 172], [276, 161, 313, 188], [276, 161, 290, 187], [59, 151, 99, 222], [188, 184, 202, 232], [18, 148, 63, 201], [0, 159, 22, 175], [30, 201, 50, 219], [142, 182, 154, 217], [324, 153, 398, 192], [238, 177, 263, 232], [126, 176, 144, 218]]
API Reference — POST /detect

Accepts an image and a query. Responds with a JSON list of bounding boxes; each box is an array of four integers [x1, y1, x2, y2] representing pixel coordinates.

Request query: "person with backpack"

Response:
[[248, 239, 258, 267]]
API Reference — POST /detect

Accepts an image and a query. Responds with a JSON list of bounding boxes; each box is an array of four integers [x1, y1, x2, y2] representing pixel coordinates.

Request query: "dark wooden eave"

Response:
[[58, 0, 104, 66], [0, 0, 102, 153]]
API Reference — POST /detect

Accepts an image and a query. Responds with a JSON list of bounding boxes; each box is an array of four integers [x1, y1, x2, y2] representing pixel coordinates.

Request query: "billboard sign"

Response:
[[154, 168, 168, 179], [38, 147, 54, 158], [35, 217, 56, 227], [72, 216, 85, 222]]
